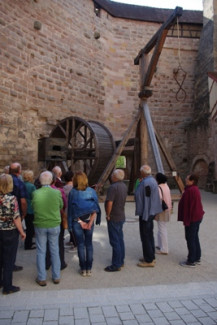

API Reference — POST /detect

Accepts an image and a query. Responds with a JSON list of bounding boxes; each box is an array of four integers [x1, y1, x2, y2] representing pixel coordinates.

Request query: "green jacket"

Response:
[[32, 186, 63, 228]]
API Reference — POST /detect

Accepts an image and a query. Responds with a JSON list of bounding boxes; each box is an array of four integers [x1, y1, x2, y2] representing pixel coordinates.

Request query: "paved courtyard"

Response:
[[0, 190, 217, 324]]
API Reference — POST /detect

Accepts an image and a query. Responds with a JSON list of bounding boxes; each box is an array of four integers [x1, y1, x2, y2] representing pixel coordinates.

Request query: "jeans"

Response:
[[0, 229, 19, 291], [139, 216, 155, 263], [46, 224, 66, 269], [185, 220, 201, 263], [72, 221, 94, 271], [107, 221, 125, 268], [35, 226, 60, 281]]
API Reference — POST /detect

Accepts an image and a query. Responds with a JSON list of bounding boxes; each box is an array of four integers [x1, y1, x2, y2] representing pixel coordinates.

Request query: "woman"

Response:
[[0, 174, 26, 294], [23, 170, 36, 250], [155, 173, 172, 255], [68, 172, 101, 277], [178, 174, 204, 267]]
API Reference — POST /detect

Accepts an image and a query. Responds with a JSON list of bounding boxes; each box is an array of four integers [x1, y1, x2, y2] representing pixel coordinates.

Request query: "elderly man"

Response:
[[135, 165, 162, 267], [9, 162, 27, 272], [104, 169, 127, 272], [32, 171, 63, 286], [52, 166, 64, 188]]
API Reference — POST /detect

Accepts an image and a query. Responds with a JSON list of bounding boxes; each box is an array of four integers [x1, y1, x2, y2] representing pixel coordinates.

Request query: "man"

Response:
[[104, 169, 127, 272], [32, 171, 63, 286], [52, 166, 64, 188], [9, 162, 27, 272], [135, 165, 162, 267]]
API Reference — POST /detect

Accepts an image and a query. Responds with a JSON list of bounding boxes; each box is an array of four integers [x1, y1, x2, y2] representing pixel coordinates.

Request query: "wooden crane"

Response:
[[96, 7, 185, 194]]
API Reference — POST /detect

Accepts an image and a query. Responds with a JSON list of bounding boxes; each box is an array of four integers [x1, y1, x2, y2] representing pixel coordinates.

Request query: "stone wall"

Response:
[[0, 0, 200, 181]]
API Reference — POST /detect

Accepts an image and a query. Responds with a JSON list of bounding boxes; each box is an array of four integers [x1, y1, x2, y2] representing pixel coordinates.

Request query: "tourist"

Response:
[[135, 165, 162, 267]]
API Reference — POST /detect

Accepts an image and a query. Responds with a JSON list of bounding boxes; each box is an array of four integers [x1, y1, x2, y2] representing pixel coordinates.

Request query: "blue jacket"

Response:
[[135, 175, 162, 221], [67, 187, 101, 230]]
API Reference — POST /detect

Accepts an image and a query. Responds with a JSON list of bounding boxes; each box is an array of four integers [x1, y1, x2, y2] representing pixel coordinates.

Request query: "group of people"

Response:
[[0, 162, 204, 295]]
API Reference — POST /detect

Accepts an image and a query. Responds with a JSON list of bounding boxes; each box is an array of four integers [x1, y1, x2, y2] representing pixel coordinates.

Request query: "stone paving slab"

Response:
[[0, 190, 216, 324]]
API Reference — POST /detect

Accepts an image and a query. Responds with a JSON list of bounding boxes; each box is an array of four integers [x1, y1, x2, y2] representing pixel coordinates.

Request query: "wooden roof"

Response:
[[93, 0, 203, 25]]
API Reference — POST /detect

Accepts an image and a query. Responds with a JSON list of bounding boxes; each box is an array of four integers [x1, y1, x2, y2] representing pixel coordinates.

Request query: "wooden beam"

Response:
[[134, 6, 183, 65], [96, 109, 142, 192], [154, 127, 185, 192]]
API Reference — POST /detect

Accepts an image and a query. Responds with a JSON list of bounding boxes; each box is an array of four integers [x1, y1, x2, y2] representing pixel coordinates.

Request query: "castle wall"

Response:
[[0, 0, 200, 180]]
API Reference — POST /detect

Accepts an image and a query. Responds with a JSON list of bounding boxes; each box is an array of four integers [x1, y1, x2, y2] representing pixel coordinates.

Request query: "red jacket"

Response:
[[178, 185, 204, 226]]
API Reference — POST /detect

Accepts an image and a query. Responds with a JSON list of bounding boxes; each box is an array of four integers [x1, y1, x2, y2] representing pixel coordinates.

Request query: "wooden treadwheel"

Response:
[[49, 116, 115, 186]]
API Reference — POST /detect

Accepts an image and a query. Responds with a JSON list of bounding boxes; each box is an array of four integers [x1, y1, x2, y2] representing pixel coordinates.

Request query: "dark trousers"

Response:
[[46, 224, 66, 269], [139, 216, 155, 263], [0, 229, 19, 291], [185, 220, 201, 263], [107, 221, 125, 268], [24, 213, 35, 249]]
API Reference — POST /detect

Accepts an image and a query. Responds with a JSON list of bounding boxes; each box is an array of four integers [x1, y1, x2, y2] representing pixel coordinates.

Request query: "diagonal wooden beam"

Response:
[[96, 109, 142, 191]]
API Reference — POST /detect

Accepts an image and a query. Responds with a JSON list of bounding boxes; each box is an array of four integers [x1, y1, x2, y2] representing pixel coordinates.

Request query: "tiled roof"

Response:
[[93, 0, 203, 24]]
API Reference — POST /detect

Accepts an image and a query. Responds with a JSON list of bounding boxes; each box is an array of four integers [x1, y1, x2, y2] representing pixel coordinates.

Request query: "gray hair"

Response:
[[52, 166, 62, 177], [39, 171, 53, 186], [140, 165, 151, 176], [112, 169, 125, 181]]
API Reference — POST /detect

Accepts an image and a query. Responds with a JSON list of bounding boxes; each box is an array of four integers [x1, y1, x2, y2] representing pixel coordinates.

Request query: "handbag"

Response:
[[159, 186, 168, 211]]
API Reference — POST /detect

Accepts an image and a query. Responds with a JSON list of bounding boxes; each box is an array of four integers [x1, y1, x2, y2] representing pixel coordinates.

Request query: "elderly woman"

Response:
[[67, 172, 101, 277], [0, 174, 26, 295], [155, 173, 172, 255], [23, 170, 36, 250], [32, 171, 63, 286]]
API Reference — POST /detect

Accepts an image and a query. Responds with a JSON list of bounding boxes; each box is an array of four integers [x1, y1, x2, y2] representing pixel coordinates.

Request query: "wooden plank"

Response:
[[154, 127, 185, 192]]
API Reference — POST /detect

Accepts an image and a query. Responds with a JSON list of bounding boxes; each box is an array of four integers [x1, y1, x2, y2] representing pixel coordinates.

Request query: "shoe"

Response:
[[179, 261, 196, 268], [61, 263, 67, 270], [86, 270, 92, 277], [137, 261, 155, 267], [25, 245, 36, 250], [195, 260, 201, 265], [156, 249, 168, 255], [67, 247, 77, 253], [80, 270, 86, 277], [139, 258, 156, 263], [13, 265, 23, 272], [35, 278, 47, 286], [52, 278, 60, 284], [104, 265, 121, 272], [3, 286, 20, 295]]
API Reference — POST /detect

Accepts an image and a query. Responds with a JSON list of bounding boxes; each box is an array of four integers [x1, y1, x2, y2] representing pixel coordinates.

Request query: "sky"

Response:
[[112, 0, 203, 11]]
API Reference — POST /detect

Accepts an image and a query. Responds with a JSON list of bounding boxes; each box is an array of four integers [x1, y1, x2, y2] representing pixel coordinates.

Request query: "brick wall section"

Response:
[[0, 0, 200, 180]]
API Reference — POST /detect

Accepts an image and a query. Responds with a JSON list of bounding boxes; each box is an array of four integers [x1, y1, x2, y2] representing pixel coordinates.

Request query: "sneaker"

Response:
[[195, 260, 201, 265], [86, 270, 92, 277], [35, 278, 47, 286], [139, 258, 156, 263], [52, 278, 60, 284], [3, 286, 20, 295], [137, 261, 155, 267], [80, 270, 86, 277], [179, 261, 196, 268]]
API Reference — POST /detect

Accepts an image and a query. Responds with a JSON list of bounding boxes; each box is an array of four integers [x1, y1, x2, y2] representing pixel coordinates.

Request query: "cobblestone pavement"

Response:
[[0, 190, 216, 324], [0, 282, 217, 324]]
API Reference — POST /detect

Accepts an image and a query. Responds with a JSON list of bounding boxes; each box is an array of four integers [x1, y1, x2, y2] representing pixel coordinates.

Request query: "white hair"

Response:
[[140, 165, 151, 176], [52, 166, 62, 177], [39, 171, 53, 185], [112, 169, 125, 181]]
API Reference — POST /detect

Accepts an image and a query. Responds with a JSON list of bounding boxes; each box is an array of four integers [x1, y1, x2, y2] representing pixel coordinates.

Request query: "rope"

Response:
[[173, 17, 187, 102]]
